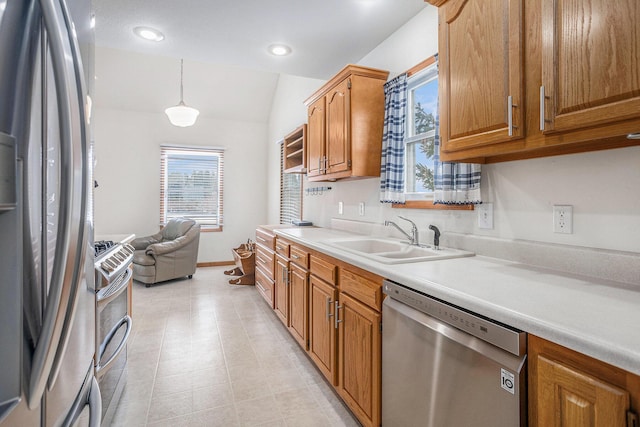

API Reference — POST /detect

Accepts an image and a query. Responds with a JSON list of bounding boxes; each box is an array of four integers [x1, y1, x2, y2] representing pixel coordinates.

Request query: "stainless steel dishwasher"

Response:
[[382, 280, 527, 427]]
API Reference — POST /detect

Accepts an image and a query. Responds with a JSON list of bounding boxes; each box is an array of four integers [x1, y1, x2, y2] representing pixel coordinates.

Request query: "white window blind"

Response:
[[280, 143, 302, 225], [160, 146, 224, 231]]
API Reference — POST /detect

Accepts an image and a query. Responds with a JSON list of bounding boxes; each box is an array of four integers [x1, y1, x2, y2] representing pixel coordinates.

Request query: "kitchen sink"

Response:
[[324, 237, 474, 264]]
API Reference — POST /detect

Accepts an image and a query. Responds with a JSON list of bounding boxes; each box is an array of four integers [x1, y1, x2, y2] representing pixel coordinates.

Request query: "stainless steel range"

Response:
[[94, 241, 134, 425]]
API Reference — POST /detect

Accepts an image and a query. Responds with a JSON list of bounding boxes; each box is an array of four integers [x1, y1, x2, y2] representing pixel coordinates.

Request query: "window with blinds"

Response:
[[160, 145, 224, 231], [280, 143, 302, 225]]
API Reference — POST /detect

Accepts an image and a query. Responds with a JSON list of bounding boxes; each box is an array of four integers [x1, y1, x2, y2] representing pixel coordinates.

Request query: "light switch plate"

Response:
[[358, 202, 365, 216], [477, 203, 494, 229], [338, 201, 343, 215]]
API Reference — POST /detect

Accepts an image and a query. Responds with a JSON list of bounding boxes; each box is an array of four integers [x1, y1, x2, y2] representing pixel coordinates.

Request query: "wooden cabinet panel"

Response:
[[308, 275, 337, 385], [310, 255, 336, 285], [274, 255, 289, 326], [275, 238, 290, 258], [339, 268, 382, 312], [307, 97, 325, 178], [528, 335, 640, 427], [439, 0, 523, 154], [289, 245, 309, 269], [256, 228, 275, 250], [255, 246, 274, 279], [541, 0, 640, 133], [537, 355, 629, 426], [255, 266, 274, 308], [288, 264, 308, 350], [326, 78, 351, 175], [338, 292, 381, 427]]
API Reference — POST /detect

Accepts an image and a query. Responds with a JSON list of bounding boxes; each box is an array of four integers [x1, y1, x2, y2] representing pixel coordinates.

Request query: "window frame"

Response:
[[160, 145, 224, 232], [391, 55, 474, 211], [279, 141, 303, 225], [404, 61, 439, 201]]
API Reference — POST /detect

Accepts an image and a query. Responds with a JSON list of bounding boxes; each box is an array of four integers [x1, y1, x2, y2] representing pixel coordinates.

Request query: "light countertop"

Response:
[[274, 226, 640, 376]]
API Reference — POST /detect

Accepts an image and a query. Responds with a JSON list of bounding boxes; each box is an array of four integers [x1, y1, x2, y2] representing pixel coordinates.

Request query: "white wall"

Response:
[[266, 74, 327, 224], [93, 48, 274, 262], [269, 5, 640, 254]]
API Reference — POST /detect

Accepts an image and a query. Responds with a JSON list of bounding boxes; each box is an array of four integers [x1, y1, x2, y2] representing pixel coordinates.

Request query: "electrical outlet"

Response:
[[358, 202, 365, 216], [477, 203, 494, 229], [553, 205, 573, 234], [338, 201, 343, 215]]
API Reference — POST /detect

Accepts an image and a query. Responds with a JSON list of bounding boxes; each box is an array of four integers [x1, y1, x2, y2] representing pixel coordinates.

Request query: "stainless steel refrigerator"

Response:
[[0, 0, 100, 426]]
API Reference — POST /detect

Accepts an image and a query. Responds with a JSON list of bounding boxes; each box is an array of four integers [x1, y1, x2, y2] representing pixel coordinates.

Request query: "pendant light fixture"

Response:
[[165, 59, 199, 127]]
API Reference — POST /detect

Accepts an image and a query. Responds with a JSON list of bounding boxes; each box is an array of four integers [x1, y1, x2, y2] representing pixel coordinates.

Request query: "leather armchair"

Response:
[[131, 217, 201, 286]]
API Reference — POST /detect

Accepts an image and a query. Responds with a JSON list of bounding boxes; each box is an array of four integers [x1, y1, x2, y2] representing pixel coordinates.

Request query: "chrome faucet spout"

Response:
[[385, 216, 420, 246]]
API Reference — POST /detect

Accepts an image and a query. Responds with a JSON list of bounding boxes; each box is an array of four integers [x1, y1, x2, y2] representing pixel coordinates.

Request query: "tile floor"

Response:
[[111, 266, 361, 426]]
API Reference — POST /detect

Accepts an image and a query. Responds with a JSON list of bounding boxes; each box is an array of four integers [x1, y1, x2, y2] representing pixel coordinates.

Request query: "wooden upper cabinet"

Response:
[[304, 65, 389, 182], [426, 0, 640, 162], [541, 0, 640, 133], [326, 78, 351, 175], [307, 97, 325, 178], [438, 0, 524, 155]]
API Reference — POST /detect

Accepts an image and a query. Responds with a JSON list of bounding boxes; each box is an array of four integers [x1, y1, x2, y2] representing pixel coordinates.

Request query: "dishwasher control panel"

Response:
[[383, 279, 526, 356]]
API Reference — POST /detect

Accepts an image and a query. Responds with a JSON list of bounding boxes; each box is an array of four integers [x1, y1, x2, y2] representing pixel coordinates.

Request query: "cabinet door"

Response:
[[536, 355, 630, 426], [307, 97, 326, 178], [288, 264, 308, 350], [308, 275, 337, 385], [326, 78, 351, 175], [337, 293, 381, 427], [541, 0, 640, 133], [439, 0, 523, 154], [274, 256, 289, 326]]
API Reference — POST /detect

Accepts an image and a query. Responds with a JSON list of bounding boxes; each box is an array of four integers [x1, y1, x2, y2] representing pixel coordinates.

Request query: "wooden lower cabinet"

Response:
[[274, 255, 289, 325], [529, 335, 640, 427], [308, 274, 338, 385], [288, 264, 308, 349], [256, 231, 383, 427], [338, 292, 381, 427]]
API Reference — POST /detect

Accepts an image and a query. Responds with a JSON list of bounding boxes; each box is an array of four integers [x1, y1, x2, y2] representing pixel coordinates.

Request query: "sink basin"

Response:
[[327, 238, 405, 254], [324, 237, 474, 264]]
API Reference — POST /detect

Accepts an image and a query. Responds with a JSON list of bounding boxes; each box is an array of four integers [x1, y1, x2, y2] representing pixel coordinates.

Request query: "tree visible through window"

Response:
[[160, 146, 224, 231], [405, 62, 438, 197]]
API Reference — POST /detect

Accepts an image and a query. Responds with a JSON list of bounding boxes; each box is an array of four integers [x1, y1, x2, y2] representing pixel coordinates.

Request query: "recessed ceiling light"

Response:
[[133, 26, 165, 42], [268, 44, 292, 56]]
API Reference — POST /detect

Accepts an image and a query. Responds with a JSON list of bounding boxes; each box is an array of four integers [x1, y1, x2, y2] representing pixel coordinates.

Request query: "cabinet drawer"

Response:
[[256, 228, 275, 250], [340, 269, 382, 311], [275, 239, 290, 258], [310, 255, 336, 285], [289, 245, 309, 269], [255, 267, 274, 308], [255, 246, 275, 278]]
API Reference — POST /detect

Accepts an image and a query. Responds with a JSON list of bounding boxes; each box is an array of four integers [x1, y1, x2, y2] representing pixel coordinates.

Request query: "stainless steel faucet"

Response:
[[384, 216, 420, 246]]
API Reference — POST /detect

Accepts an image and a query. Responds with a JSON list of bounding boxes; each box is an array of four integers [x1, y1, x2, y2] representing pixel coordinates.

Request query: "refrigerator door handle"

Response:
[[27, 0, 88, 408], [87, 375, 102, 427]]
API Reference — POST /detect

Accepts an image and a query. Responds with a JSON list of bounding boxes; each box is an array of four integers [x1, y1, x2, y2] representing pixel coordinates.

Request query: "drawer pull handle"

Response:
[[326, 297, 333, 321], [292, 254, 300, 259], [335, 300, 343, 329]]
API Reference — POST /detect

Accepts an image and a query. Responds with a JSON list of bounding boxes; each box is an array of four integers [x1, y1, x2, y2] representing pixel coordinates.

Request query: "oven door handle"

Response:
[[96, 315, 132, 379], [96, 267, 132, 307]]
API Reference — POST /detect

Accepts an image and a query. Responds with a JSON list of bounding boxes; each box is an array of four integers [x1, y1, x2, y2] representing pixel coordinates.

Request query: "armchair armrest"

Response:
[[131, 232, 162, 250], [146, 225, 200, 256]]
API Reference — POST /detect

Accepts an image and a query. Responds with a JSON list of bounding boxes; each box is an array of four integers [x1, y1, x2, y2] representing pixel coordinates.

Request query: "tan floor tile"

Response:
[[115, 268, 357, 426], [235, 395, 282, 426], [147, 390, 193, 424]]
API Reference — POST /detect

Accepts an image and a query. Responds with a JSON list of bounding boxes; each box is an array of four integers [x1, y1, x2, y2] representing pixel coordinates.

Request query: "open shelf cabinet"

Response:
[[284, 124, 307, 174]]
